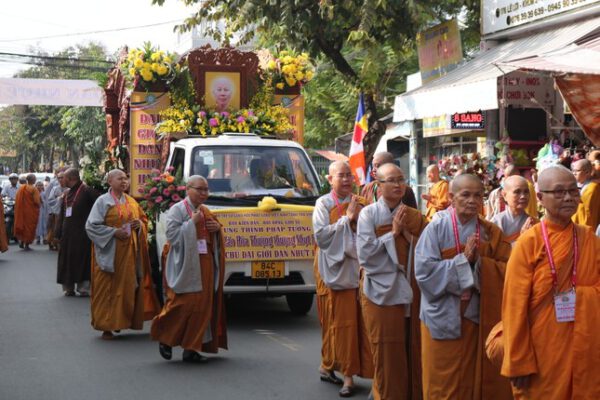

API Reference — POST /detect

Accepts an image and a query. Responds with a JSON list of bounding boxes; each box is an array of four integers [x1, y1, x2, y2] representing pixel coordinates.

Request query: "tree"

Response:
[[0, 43, 113, 171], [153, 0, 480, 160]]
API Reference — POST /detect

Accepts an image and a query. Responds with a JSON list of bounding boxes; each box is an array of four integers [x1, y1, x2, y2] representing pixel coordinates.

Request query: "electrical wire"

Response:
[[0, 52, 114, 64], [0, 19, 184, 43]]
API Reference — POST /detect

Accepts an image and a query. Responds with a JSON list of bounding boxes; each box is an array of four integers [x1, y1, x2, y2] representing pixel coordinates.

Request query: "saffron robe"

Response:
[[415, 210, 512, 400], [501, 221, 600, 399], [361, 181, 418, 209], [525, 181, 538, 219], [14, 184, 41, 244], [425, 180, 450, 221], [313, 194, 373, 378], [86, 192, 160, 331], [151, 201, 227, 353], [572, 181, 600, 229], [357, 200, 427, 400]]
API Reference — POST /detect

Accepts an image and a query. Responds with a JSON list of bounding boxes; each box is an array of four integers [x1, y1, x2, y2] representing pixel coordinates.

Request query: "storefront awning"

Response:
[[500, 35, 600, 75], [393, 16, 600, 122]]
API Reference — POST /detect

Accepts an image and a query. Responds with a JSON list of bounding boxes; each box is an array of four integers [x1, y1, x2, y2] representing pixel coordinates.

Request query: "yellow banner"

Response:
[[274, 94, 305, 145], [129, 91, 170, 196], [213, 208, 315, 262]]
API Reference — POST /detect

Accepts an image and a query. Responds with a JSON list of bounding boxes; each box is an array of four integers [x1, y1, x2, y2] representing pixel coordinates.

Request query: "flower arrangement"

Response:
[[266, 50, 315, 90], [155, 105, 293, 139], [123, 42, 179, 88], [138, 167, 186, 217]]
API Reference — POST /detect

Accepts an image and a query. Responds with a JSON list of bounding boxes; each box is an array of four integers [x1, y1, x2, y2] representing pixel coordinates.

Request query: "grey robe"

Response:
[[491, 209, 528, 240], [312, 193, 359, 290], [164, 198, 204, 294], [85, 192, 142, 277], [414, 209, 484, 339], [356, 197, 413, 306]]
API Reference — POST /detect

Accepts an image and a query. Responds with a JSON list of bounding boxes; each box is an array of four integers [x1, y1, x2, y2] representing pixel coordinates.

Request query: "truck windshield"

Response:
[[190, 146, 320, 202]]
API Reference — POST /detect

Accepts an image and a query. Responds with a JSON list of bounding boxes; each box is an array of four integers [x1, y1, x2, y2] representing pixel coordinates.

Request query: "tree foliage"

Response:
[[154, 0, 480, 158], [0, 43, 112, 171]]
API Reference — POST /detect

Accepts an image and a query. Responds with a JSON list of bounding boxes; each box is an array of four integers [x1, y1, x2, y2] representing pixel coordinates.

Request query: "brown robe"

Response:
[[90, 195, 160, 331], [56, 182, 99, 286], [151, 206, 228, 353]]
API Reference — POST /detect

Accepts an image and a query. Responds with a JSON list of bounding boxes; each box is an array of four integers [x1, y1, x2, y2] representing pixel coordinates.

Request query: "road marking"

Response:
[[254, 329, 301, 351]]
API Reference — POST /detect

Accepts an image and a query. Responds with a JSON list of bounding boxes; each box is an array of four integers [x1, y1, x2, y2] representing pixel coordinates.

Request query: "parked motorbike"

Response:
[[3, 196, 15, 243]]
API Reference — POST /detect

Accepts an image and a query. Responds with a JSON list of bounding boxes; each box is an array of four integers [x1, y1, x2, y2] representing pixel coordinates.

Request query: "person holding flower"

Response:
[[150, 175, 228, 362], [85, 169, 160, 340]]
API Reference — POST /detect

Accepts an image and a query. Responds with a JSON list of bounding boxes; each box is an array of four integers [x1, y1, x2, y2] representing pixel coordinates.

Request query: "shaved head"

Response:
[[64, 168, 80, 181], [539, 165, 575, 189], [426, 164, 440, 183], [373, 152, 394, 164], [451, 174, 483, 194], [426, 164, 439, 173], [503, 175, 528, 191], [376, 163, 403, 181], [572, 159, 592, 173], [329, 161, 350, 176], [26, 173, 36, 184], [107, 169, 126, 181], [187, 175, 207, 187]]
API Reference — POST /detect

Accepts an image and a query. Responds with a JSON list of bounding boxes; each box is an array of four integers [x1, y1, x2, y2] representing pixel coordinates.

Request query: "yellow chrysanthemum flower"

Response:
[[267, 60, 277, 70], [133, 58, 143, 68], [276, 82, 285, 90]]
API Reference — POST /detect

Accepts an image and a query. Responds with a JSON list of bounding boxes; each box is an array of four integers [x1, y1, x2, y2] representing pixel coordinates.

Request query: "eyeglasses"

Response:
[[378, 177, 405, 185], [189, 186, 209, 193], [539, 188, 580, 198]]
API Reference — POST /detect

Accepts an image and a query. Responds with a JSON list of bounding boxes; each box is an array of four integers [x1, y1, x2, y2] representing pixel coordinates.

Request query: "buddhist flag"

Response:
[[349, 93, 368, 185]]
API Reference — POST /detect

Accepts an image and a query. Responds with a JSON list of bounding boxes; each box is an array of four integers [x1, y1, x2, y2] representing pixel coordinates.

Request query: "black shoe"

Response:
[[320, 370, 343, 385], [158, 343, 172, 360], [182, 350, 207, 363], [18, 242, 23, 249]]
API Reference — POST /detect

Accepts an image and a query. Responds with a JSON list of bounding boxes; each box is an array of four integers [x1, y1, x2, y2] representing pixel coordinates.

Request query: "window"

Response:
[[170, 147, 185, 176]]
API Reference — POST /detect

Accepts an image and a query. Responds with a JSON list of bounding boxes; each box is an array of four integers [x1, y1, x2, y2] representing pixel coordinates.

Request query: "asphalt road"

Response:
[[0, 243, 372, 400]]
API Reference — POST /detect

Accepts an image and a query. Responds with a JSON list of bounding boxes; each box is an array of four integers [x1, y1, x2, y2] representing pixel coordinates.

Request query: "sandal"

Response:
[[320, 370, 343, 385], [159, 343, 172, 360], [339, 385, 355, 398], [64, 291, 76, 297], [101, 331, 114, 340], [182, 350, 207, 363]]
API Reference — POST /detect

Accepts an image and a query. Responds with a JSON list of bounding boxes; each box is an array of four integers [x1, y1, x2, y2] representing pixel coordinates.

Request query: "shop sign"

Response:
[[129, 91, 170, 196], [482, 0, 598, 36], [423, 114, 452, 137], [451, 111, 485, 130], [212, 209, 315, 262], [417, 19, 463, 83], [497, 72, 555, 107]]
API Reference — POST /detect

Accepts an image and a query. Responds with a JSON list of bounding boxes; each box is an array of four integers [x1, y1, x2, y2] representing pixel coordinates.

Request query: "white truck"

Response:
[[160, 132, 321, 314]]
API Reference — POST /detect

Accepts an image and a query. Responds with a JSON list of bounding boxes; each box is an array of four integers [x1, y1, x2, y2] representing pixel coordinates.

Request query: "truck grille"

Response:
[[225, 272, 305, 286]]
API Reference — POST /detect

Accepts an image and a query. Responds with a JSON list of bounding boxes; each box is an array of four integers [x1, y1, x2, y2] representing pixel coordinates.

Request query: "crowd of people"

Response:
[[314, 150, 599, 399], [1, 145, 598, 399]]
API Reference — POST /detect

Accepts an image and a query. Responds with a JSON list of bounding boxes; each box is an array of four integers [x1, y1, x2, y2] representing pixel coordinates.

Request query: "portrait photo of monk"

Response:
[[205, 72, 241, 112]]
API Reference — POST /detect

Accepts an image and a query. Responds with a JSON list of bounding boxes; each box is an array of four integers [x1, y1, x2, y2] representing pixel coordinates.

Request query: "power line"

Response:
[[0, 59, 109, 72], [0, 51, 114, 64], [0, 19, 184, 43]]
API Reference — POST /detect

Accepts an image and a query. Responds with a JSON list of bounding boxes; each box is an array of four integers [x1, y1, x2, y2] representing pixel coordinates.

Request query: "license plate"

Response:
[[251, 261, 285, 279]]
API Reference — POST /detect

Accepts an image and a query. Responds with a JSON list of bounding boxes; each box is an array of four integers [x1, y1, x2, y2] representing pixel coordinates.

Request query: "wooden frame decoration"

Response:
[[184, 45, 260, 110]]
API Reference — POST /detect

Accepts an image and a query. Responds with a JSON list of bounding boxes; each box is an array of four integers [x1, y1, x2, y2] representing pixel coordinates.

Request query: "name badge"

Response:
[[122, 223, 131, 236], [65, 207, 73, 217], [554, 290, 576, 323], [197, 239, 208, 254]]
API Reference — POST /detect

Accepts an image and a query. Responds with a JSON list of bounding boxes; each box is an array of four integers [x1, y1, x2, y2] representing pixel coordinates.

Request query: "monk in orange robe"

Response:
[[14, 173, 41, 250], [85, 169, 160, 340], [422, 165, 449, 221], [151, 176, 227, 362], [415, 174, 512, 400], [361, 152, 417, 208], [313, 161, 373, 397], [571, 159, 600, 229], [358, 163, 427, 400], [502, 165, 600, 399]]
